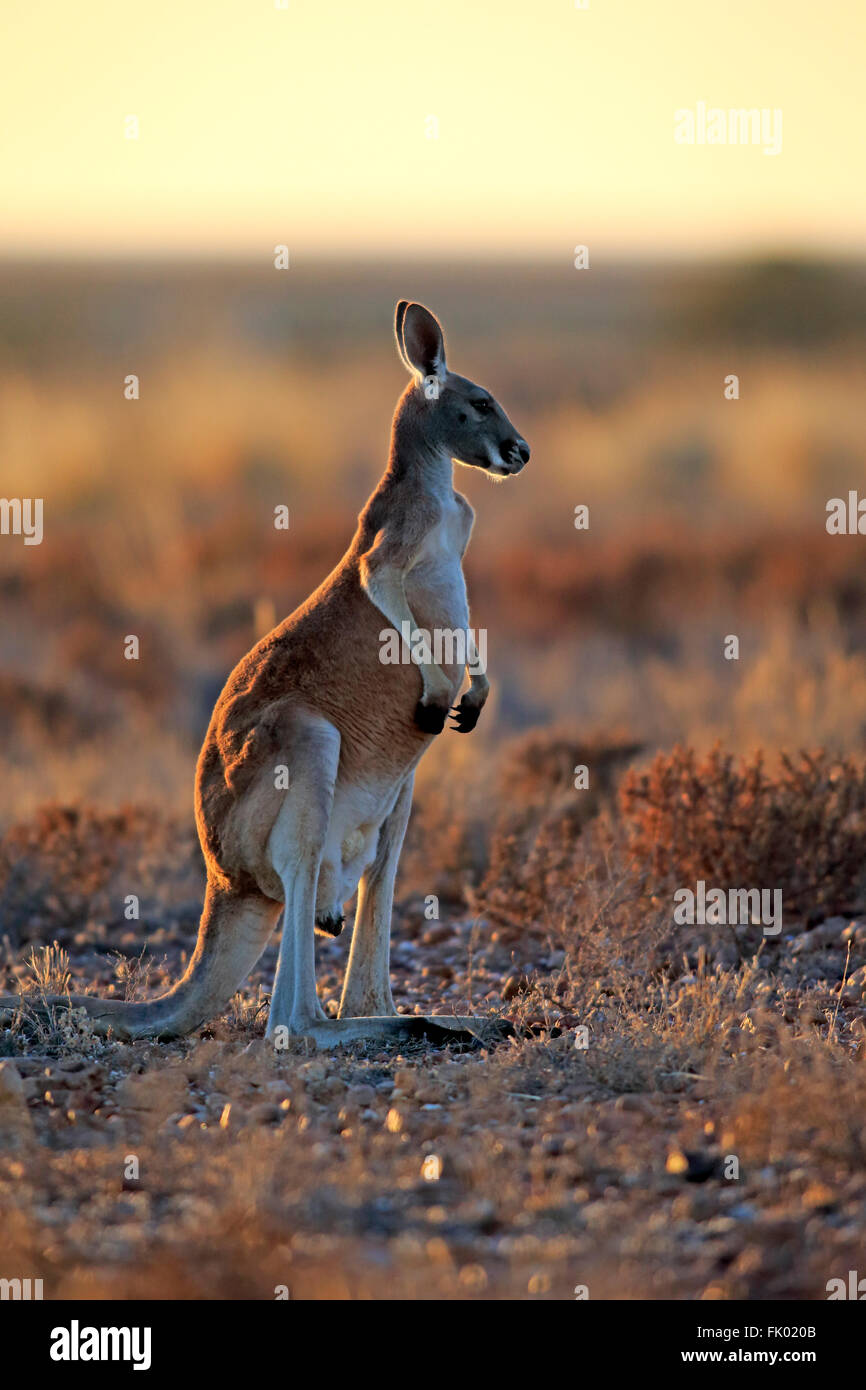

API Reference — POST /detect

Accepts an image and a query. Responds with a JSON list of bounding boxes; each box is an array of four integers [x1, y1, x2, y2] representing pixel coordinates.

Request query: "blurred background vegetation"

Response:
[[0, 256, 864, 821]]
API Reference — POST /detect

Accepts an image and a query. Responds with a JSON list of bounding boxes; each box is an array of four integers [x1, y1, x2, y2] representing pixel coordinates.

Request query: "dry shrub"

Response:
[[398, 738, 493, 905], [470, 527, 866, 645], [58, 616, 178, 705], [712, 1035, 866, 1169], [0, 803, 200, 946], [0, 674, 108, 750], [620, 745, 866, 920], [476, 729, 643, 931], [400, 787, 488, 907]]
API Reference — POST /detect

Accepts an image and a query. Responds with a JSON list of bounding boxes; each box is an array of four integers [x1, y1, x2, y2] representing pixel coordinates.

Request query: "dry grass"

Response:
[[2, 732, 865, 1301]]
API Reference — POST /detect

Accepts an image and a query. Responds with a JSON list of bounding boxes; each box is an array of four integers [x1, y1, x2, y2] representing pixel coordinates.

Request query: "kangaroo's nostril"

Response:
[[501, 439, 524, 467], [498, 439, 530, 471]]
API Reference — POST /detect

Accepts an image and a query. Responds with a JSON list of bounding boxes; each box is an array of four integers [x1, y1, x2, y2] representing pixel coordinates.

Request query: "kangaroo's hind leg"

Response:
[[265, 714, 340, 1039], [339, 773, 413, 1019]]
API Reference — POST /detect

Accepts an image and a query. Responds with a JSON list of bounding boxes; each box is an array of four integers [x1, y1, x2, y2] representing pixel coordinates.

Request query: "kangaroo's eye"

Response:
[[473, 399, 492, 414]]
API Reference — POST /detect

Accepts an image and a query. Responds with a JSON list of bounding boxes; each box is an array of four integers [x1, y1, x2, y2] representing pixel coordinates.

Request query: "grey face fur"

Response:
[[396, 300, 530, 479]]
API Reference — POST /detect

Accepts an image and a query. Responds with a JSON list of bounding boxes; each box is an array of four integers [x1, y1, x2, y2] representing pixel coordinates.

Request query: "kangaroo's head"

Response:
[[395, 300, 530, 479]]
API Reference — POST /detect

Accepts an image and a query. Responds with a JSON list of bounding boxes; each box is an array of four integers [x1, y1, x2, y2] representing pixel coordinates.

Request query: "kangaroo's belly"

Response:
[[315, 776, 407, 916]]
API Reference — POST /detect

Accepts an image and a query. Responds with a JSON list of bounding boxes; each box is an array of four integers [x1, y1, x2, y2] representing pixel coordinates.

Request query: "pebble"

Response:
[[0, 1056, 31, 1134], [249, 1102, 285, 1126], [347, 1084, 377, 1107], [0, 1061, 27, 1106], [842, 965, 866, 1001]]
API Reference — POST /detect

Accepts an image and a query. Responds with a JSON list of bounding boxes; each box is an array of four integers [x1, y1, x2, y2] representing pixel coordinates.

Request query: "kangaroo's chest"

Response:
[[405, 499, 470, 631]]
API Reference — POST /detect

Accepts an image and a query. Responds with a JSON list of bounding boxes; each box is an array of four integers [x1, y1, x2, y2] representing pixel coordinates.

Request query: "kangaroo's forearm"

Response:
[[360, 558, 452, 704]]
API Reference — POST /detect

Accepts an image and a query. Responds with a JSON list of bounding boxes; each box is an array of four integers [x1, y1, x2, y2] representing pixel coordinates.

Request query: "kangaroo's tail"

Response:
[[0, 884, 280, 1042]]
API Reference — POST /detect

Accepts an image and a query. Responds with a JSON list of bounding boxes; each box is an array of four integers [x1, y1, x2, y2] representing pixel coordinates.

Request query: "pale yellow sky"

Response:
[[2, 0, 864, 258]]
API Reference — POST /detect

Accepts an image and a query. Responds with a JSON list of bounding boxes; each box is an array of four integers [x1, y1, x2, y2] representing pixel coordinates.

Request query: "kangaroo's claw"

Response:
[[449, 700, 481, 733]]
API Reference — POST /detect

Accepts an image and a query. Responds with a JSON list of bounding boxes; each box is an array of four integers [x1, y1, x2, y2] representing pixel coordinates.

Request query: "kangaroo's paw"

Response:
[[414, 700, 449, 735], [449, 695, 482, 733]]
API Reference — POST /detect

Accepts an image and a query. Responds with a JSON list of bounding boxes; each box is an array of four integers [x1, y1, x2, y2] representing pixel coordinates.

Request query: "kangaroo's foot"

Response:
[[285, 1014, 515, 1052], [265, 1002, 329, 1043], [338, 988, 397, 1019]]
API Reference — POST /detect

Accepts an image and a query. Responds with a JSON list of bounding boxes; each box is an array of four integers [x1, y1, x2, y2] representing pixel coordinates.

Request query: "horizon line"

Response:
[[0, 248, 863, 271]]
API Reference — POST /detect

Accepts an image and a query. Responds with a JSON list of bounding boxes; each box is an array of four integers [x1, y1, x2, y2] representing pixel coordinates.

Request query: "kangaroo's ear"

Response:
[[394, 300, 412, 370], [400, 302, 447, 381]]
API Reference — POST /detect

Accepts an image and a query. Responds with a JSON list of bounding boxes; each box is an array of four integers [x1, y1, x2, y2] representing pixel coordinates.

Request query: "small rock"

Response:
[[249, 1102, 284, 1125], [296, 1061, 326, 1084], [614, 1094, 654, 1114], [265, 1081, 292, 1103], [728, 1203, 757, 1222], [421, 925, 452, 947], [0, 1061, 33, 1145], [666, 1148, 719, 1182], [802, 1182, 837, 1212], [842, 965, 866, 1001], [0, 1061, 27, 1105], [347, 1084, 377, 1107]]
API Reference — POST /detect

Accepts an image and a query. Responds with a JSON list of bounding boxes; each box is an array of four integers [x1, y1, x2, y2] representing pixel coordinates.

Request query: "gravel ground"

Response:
[[2, 861, 865, 1301]]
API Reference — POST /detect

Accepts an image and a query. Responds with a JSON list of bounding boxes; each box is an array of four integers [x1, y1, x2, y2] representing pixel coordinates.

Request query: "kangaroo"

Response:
[[1, 302, 529, 1049]]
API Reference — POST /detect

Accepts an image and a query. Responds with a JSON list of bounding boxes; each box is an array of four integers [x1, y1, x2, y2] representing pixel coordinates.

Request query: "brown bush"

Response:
[[476, 729, 643, 931], [0, 674, 109, 750], [469, 527, 866, 644], [620, 746, 866, 921], [0, 803, 200, 947]]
